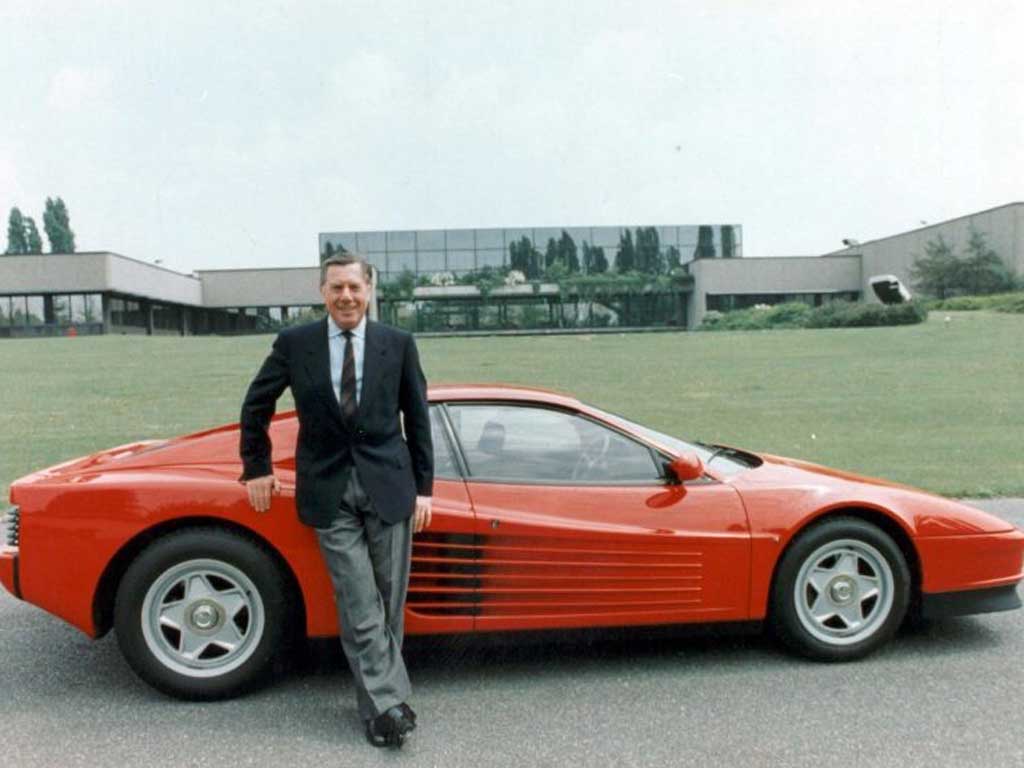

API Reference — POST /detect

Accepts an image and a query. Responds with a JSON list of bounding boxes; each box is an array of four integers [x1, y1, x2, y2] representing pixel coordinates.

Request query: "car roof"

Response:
[[427, 383, 583, 410]]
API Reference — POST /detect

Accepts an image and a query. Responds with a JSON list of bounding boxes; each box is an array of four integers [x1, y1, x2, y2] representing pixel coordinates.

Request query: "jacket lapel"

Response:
[[306, 317, 345, 428], [358, 319, 387, 420]]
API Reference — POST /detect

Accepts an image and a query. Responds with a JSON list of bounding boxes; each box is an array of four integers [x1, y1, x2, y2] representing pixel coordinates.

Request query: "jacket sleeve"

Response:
[[238, 332, 292, 481], [398, 333, 434, 496]]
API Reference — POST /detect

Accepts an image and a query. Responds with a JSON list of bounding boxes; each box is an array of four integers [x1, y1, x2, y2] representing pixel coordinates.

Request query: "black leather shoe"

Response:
[[365, 706, 415, 748], [399, 702, 417, 727]]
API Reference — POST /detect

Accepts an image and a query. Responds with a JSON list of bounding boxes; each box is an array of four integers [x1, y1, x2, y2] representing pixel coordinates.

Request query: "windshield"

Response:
[[587, 407, 753, 475]]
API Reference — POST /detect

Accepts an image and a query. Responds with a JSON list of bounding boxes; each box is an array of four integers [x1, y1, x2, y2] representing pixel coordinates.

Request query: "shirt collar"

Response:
[[327, 313, 367, 339]]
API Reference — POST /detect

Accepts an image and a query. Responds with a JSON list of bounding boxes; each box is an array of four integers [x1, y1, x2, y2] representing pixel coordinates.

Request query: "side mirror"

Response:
[[666, 453, 704, 483]]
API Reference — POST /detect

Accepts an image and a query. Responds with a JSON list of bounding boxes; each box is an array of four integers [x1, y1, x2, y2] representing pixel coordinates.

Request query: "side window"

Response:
[[446, 404, 661, 484], [429, 406, 458, 480]]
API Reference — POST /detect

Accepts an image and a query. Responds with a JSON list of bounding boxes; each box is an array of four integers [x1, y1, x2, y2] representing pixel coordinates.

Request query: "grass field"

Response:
[[2, 310, 1022, 501]]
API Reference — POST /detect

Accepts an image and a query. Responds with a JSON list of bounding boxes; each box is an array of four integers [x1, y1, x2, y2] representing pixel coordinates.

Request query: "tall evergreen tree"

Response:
[[558, 230, 579, 273], [6, 207, 27, 254], [635, 227, 663, 274], [43, 197, 76, 253], [665, 245, 682, 270], [545, 237, 560, 271], [592, 245, 608, 274], [24, 216, 43, 253], [720, 225, 736, 258], [693, 225, 716, 259], [615, 229, 635, 272]]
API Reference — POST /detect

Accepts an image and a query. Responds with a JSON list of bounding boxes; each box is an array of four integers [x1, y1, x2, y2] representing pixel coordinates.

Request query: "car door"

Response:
[[442, 402, 751, 633], [404, 405, 477, 634]]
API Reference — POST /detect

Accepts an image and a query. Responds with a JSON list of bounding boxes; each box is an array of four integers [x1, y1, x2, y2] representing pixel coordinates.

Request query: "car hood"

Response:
[[729, 451, 1016, 536]]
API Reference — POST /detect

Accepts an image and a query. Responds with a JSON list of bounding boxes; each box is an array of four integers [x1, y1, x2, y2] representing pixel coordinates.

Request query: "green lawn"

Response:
[[2, 311, 1022, 501]]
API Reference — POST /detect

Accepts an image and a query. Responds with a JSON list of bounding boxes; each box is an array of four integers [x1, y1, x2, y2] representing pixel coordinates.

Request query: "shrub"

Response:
[[929, 291, 1024, 314], [700, 300, 927, 331]]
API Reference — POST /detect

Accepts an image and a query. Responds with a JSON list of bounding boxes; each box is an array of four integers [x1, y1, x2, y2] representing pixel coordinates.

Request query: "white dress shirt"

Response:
[[327, 314, 365, 405]]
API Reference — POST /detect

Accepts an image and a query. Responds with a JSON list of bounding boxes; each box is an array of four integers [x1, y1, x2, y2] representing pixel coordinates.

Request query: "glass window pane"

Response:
[[447, 250, 475, 271], [503, 228, 533, 247], [475, 228, 505, 249], [430, 407, 458, 479], [387, 231, 416, 251], [71, 295, 86, 323], [0, 296, 9, 325], [445, 229, 474, 249], [356, 231, 386, 252], [657, 226, 678, 247], [533, 228, 561, 246], [388, 252, 417, 274], [590, 227, 621, 247], [477, 249, 505, 268], [417, 229, 445, 250], [417, 251, 446, 272], [363, 254, 387, 273], [448, 405, 658, 483]]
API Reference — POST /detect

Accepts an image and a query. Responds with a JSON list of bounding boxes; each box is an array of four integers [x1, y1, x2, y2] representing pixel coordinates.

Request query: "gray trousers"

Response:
[[314, 468, 413, 720]]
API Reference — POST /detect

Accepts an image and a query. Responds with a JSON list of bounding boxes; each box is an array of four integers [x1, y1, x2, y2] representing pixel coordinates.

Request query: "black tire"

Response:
[[114, 528, 289, 700], [770, 517, 911, 661]]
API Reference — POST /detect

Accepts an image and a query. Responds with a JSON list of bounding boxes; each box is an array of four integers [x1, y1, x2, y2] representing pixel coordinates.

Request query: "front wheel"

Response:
[[114, 528, 289, 699], [770, 517, 911, 661]]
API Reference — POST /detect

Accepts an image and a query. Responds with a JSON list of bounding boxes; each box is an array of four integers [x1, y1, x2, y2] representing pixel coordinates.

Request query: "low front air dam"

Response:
[[0, 549, 20, 600]]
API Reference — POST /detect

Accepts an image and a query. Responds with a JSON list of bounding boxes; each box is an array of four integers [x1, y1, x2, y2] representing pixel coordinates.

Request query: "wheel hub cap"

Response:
[[188, 600, 223, 632], [828, 577, 856, 605]]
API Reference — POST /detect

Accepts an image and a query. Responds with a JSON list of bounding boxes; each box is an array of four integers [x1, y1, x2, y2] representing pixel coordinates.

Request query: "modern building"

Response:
[[1, 203, 1020, 337]]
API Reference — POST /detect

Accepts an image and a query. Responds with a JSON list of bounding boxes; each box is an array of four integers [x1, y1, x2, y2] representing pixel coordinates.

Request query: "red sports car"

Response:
[[2, 384, 1022, 699]]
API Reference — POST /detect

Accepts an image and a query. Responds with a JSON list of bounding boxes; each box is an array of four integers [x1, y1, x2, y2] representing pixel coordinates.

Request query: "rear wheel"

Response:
[[114, 528, 289, 699], [771, 517, 910, 661]]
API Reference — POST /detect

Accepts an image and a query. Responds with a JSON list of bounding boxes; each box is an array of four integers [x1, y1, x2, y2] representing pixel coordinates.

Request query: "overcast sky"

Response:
[[1, 0, 1021, 273]]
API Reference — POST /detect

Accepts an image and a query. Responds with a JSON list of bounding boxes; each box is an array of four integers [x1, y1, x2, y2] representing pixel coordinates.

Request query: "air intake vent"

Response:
[[3, 506, 19, 547]]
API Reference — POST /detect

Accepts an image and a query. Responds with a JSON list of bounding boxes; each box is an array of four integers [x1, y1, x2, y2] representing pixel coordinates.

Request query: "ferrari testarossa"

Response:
[[3, 385, 1022, 699]]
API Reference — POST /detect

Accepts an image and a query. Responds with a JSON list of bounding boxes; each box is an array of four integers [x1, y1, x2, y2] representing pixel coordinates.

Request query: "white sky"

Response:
[[1, 0, 1021, 273]]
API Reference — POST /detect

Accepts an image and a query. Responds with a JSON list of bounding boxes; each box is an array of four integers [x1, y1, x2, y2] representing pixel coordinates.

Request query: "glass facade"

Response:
[[706, 291, 861, 312], [320, 224, 743, 284]]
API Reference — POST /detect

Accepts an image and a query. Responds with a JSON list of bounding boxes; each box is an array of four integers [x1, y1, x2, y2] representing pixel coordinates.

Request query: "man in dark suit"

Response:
[[238, 253, 433, 748]]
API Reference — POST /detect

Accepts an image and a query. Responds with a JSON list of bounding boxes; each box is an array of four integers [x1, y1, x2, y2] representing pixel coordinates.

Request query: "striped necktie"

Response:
[[340, 330, 357, 424]]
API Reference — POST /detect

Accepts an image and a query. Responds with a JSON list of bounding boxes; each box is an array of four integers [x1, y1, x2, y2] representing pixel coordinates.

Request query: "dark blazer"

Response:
[[239, 317, 433, 527]]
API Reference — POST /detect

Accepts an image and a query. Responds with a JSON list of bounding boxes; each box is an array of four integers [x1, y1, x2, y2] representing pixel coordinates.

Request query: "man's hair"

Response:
[[320, 252, 373, 285]]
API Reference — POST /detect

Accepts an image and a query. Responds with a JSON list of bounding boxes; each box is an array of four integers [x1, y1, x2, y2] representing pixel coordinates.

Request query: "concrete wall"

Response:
[[828, 202, 1023, 302], [0, 252, 203, 306], [0, 252, 110, 293], [688, 255, 862, 326], [106, 253, 202, 305], [197, 267, 322, 307]]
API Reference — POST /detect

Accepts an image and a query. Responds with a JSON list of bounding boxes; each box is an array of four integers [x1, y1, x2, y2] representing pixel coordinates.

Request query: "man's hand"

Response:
[[245, 474, 280, 513], [413, 496, 432, 533]]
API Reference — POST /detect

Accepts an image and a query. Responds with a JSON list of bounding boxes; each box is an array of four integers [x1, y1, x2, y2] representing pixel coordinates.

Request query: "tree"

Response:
[[591, 245, 608, 274], [908, 235, 959, 299], [721, 226, 736, 258], [558, 230, 579, 273], [545, 237, 560, 271], [615, 229, 635, 272], [24, 217, 43, 253], [6, 207, 27, 254], [509, 236, 541, 279], [322, 240, 336, 259], [693, 225, 716, 259], [43, 197, 76, 253], [665, 245, 681, 270], [635, 226, 664, 274], [959, 227, 1016, 295]]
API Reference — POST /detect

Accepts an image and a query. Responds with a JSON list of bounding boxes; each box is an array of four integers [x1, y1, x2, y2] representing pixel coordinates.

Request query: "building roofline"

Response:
[[195, 266, 319, 274], [826, 201, 1024, 254]]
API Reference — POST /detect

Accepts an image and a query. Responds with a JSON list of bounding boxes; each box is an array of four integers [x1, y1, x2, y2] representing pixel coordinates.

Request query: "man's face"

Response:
[[321, 263, 370, 330]]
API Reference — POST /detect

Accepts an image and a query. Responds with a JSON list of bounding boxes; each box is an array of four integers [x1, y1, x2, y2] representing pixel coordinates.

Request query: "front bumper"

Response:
[[921, 583, 1022, 619], [0, 548, 18, 600]]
